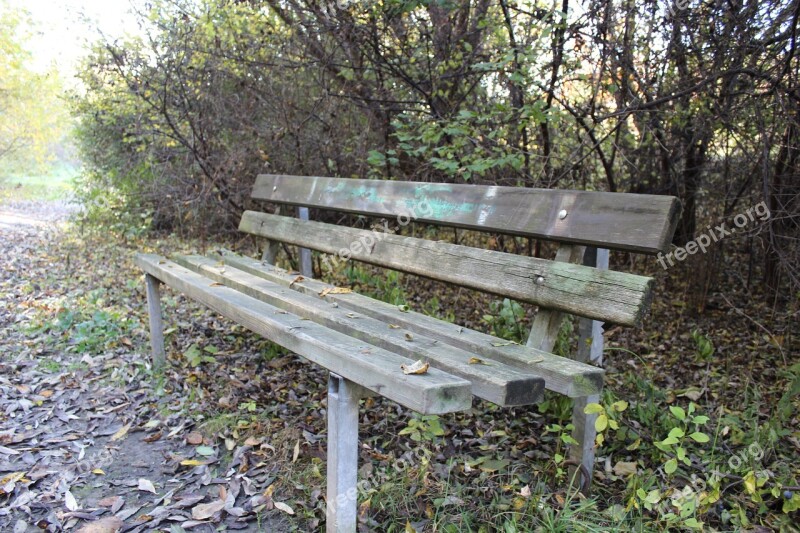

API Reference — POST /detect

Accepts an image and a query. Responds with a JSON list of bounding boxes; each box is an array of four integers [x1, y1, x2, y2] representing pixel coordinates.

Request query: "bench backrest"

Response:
[[240, 174, 680, 328]]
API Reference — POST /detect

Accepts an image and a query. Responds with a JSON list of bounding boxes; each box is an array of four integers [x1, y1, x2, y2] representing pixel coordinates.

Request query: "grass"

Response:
[[0, 161, 78, 201]]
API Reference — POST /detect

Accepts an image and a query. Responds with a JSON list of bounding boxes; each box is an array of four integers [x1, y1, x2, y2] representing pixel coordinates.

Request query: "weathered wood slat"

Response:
[[210, 250, 604, 397], [173, 254, 545, 406], [251, 174, 681, 254], [135, 254, 472, 415], [239, 211, 652, 326]]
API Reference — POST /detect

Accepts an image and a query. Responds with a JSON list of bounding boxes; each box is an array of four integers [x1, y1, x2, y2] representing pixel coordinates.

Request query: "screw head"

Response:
[[558, 209, 568, 220], [535, 276, 545, 285]]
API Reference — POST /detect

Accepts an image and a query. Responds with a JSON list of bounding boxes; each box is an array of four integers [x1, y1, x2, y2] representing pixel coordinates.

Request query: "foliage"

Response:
[[482, 298, 527, 343], [0, 1, 71, 176]]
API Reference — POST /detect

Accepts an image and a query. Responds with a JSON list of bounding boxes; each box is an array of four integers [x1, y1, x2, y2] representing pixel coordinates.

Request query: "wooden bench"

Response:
[[135, 174, 679, 532]]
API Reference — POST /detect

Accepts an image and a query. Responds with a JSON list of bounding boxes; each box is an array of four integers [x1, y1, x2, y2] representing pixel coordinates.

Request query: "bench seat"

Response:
[[136, 252, 603, 411]]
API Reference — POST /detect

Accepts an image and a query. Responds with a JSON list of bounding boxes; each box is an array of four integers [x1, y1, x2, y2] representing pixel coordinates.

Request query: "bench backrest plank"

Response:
[[252, 174, 680, 254], [239, 211, 652, 326]]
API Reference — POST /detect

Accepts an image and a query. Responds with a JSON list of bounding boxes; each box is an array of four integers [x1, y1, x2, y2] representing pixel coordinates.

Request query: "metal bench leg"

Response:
[[326, 373, 365, 533], [568, 247, 608, 492], [144, 274, 166, 369]]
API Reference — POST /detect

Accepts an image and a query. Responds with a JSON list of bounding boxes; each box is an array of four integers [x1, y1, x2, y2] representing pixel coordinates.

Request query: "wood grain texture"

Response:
[[210, 250, 604, 397], [144, 274, 166, 369], [526, 245, 586, 352], [174, 254, 545, 406], [251, 174, 681, 254], [134, 254, 472, 415], [239, 211, 652, 326]]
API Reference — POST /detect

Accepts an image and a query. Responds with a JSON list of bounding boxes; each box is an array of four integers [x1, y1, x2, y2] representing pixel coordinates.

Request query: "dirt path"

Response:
[[0, 201, 287, 533]]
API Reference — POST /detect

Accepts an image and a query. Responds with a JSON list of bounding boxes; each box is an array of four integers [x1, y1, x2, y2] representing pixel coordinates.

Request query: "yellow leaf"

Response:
[[319, 287, 352, 297], [743, 471, 757, 494], [180, 459, 208, 467], [468, 357, 490, 365], [92, 468, 105, 475], [110, 424, 131, 442], [595, 414, 608, 432], [405, 521, 418, 533]]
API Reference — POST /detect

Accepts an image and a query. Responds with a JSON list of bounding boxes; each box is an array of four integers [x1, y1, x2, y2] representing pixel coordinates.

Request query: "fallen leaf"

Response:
[[109, 424, 131, 442], [92, 469, 105, 475], [400, 360, 429, 375], [143, 431, 161, 443], [613, 461, 638, 476], [244, 436, 262, 446], [65, 489, 79, 511], [274, 501, 295, 515], [186, 431, 204, 445], [468, 357, 490, 365], [97, 496, 122, 508], [491, 341, 518, 347], [196, 445, 215, 457], [289, 276, 305, 287], [76, 516, 123, 533], [388, 324, 400, 329], [319, 287, 353, 297], [191, 499, 226, 520], [292, 440, 300, 463], [209, 282, 224, 287], [137, 478, 157, 494], [180, 459, 209, 467]]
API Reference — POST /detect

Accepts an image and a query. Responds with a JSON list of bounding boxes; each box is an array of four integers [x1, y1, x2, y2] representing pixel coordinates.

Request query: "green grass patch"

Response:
[[0, 161, 78, 201]]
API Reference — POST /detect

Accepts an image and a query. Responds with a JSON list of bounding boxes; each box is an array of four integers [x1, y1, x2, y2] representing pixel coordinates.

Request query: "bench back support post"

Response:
[[261, 207, 282, 265], [298, 207, 313, 277], [326, 373, 366, 533], [144, 274, 166, 369], [568, 247, 609, 492]]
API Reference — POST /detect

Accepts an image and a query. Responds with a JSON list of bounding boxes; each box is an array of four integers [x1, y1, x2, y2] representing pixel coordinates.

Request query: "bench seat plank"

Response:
[[173, 254, 546, 406], [251, 174, 680, 254], [135, 254, 472, 415], [239, 211, 653, 326], [211, 250, 604, 398]]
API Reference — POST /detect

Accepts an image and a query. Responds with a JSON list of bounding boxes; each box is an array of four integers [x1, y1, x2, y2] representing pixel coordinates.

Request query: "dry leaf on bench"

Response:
[[319, 287, 352, 297], [400, 360, 429, 375]]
